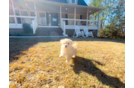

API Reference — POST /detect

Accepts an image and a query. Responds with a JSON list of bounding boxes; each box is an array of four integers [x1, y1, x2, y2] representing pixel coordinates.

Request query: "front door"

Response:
[[51, 13, 58, 26]]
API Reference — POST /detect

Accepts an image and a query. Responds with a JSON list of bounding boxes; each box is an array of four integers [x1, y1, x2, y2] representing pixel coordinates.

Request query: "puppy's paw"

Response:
[[59, 54, 64, 57], [66, 59, 70, 63], [59, 55, 62, 57]]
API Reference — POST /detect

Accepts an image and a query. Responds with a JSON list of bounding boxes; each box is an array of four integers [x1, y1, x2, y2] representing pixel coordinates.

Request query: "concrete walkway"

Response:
[[9, 36, 65, 38]]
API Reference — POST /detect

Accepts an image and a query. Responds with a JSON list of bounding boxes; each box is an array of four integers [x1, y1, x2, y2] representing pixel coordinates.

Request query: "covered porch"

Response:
[[9, 0, 103, 36]]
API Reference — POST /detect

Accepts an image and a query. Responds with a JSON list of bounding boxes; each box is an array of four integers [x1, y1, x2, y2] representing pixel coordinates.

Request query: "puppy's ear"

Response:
[[60, 39, 64, 44], [69, 39, 72, 44]]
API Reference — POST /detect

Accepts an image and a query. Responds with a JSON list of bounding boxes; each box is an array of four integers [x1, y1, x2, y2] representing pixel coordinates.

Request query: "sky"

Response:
[[84, 0, 90, 5], [84, 0, 134, 14]]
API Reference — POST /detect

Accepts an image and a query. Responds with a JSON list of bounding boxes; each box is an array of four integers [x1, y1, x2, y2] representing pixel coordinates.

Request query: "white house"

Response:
[[9, 0, 104, 37]]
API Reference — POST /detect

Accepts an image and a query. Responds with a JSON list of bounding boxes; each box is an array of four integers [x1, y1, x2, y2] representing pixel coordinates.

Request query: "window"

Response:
[[39, 13, 45, 17], [39, 12, 46, 25], [39, 12, 46, 24], [15, 10, 20, 16], [17, 17, 21, 24], [39, 13, 46, 21], [72, 0, 75, 3], [68, 14, 74, 18], [76, 14, 80, 19], [21, 11, 28, 16], [30, 12, 35, 16], [68, 14, 74, 25], [9, 17, 15, 23], [15, 10, 22, 23], [9, 9, 14, 15]]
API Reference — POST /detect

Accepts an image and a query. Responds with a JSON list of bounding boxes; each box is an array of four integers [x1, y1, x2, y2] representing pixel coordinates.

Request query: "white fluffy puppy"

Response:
[[59, 38, 78, 62]]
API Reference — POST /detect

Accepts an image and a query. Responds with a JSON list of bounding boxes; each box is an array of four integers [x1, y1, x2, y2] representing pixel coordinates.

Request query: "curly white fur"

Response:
[[59, 38, 78, 62]]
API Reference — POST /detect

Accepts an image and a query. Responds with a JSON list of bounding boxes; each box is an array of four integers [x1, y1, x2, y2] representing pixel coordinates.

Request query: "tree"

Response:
[[89, 0, 103, 27], [89, 0, 125, 39], [89, 0, 125, 31]]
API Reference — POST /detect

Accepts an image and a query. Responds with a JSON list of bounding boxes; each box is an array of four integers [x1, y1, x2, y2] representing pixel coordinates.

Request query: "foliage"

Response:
[[89, 0, 125, 36], [98, 23, 125, 39]]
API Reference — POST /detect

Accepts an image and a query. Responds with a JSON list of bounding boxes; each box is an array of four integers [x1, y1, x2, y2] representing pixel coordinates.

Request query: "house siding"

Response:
[[9, 28, 26, 36], [35, 27, 63, 36], [9, 27, 64, 36]]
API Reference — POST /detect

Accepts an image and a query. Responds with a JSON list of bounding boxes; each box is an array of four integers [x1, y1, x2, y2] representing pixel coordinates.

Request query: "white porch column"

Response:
[[33, 2, 38, 34], [60, 6, 61, 25], [86, 9, 89, 26], [33, 2, 37, 17], [97, 12, 100, 37], [74, 8, 76, 25], [11, 0, 17, 24]]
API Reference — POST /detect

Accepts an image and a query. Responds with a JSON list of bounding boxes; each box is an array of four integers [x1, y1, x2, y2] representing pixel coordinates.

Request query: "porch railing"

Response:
[[9, 15, 35, 24], [37, 19, 48, 26], [60, 18, 99, 36], [9, 15, 37, 34], [61, 18, 98, 26], [60, 18, 67, 36], [32, 17, 38, 34]]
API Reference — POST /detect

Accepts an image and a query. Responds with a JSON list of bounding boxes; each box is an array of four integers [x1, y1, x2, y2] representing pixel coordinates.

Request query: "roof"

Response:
[[44, 0, 87, 6], [77, 0, 87, 6], [44, 0, 67, 3], [11, 0, 104, 15]]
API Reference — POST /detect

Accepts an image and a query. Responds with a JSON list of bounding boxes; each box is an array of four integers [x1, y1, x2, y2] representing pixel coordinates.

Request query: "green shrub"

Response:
[[98, 28, 104, 37], [22, 23, 33, 35], [98, 24, 125, 39], [14, 32, 21, 36]]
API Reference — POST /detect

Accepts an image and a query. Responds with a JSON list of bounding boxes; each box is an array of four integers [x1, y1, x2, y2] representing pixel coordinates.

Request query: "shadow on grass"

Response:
[[71, 37, 125, 44], [71, 56, 125, 88], [9, 37, 124, 62]]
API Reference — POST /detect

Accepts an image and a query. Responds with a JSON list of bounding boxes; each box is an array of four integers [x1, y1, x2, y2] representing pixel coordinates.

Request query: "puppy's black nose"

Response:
[[65, 45, 67, 48]]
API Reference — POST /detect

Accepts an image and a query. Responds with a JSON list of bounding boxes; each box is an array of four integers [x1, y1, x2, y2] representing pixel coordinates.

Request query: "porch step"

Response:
[[35, 27, 63, 36]]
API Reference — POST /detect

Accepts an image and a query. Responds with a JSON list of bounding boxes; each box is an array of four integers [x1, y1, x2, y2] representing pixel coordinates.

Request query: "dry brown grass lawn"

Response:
[[9, 38, 125, 88]]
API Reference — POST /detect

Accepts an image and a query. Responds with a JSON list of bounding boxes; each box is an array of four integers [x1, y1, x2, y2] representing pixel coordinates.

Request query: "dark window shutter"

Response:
[[80, 15, 82, 19], [65, 14, 68, 25]]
